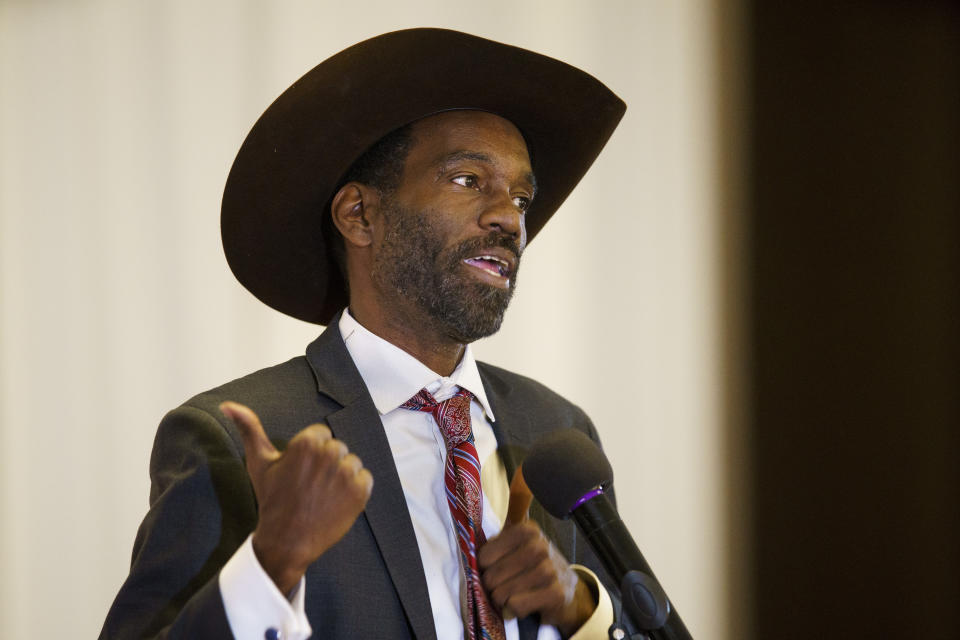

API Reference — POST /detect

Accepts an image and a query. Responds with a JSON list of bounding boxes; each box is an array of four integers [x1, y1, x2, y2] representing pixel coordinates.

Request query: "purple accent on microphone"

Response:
[[572, 487, 604, 511]]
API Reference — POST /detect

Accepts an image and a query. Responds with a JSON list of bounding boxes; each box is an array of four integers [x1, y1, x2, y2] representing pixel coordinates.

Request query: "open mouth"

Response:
[[463, 255, 512, 279]]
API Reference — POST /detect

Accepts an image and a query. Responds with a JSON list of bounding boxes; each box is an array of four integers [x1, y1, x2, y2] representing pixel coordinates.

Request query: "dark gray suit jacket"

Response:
[[101, 320, 610, 639]]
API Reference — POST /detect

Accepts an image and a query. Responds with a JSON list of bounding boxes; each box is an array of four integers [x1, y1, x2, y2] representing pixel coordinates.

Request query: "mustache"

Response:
[[450, 232, 523, 262]]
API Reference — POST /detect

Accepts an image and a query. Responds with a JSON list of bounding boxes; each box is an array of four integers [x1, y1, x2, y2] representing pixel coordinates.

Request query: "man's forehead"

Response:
[[406, 111, 533, 173]]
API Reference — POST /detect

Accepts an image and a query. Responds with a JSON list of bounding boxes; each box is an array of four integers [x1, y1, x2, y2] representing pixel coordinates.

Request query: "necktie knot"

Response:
[[401, 388, 474, 448]]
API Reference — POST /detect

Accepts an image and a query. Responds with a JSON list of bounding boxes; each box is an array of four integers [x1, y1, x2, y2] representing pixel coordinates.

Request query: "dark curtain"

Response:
[[746, 2, 960, 637]]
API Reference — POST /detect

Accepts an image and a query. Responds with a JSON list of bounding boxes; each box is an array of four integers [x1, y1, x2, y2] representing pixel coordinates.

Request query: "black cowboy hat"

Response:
[[221, 28, 625, 325]]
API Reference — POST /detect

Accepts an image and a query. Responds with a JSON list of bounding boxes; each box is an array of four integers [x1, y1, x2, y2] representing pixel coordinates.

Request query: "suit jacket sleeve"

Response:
[[100, 404, 257, 639]]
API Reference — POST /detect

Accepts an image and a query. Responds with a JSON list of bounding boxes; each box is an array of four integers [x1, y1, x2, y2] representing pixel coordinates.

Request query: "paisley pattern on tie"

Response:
[[401, 388, 506, 640]]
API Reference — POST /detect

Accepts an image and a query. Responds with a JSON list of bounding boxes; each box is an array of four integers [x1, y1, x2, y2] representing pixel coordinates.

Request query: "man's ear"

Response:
[[331, 182, 380, 248]]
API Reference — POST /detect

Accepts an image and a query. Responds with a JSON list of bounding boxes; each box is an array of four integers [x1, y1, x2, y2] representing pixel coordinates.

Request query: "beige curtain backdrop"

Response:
[[0, 1, 742, 638]]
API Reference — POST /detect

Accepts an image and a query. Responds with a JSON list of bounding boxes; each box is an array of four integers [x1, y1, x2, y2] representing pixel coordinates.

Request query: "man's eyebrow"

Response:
[[435, 150, 538, 196]]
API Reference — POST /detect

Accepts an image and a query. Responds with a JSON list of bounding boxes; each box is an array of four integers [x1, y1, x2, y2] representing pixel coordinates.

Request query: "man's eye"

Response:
[[513, 196, 531, 212], [452, 175, 479, 189]]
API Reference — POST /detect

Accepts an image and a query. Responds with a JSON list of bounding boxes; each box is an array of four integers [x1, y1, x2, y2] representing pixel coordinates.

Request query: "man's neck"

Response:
[[347, 305, 465, 376]]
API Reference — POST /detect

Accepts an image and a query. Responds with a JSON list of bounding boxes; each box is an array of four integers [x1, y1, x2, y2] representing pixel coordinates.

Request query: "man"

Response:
[[101, 28, 626, 639]]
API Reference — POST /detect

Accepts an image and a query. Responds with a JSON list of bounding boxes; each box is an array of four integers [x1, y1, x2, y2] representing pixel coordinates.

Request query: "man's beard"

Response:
[[372, 201, 522, 343]]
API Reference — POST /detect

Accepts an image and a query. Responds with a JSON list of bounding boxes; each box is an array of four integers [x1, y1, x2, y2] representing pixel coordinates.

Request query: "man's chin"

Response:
[[443, 313, 506, 343], [433, 283, 513, 343]]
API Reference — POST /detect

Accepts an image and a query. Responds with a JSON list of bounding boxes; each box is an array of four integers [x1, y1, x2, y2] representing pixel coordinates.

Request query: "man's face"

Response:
[[370, 111, 535, 343]]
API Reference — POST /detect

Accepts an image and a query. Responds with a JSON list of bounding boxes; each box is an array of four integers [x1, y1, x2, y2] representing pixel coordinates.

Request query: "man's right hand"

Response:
[[220, 401, 374, 594]]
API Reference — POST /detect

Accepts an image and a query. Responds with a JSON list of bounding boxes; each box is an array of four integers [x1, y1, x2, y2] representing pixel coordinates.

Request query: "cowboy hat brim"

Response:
[[221, 28, 626, 325]]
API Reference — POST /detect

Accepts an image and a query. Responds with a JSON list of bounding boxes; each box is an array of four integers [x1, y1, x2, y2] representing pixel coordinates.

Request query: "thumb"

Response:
[[220, 401, 280, 476], [506, 464, 534, 526]]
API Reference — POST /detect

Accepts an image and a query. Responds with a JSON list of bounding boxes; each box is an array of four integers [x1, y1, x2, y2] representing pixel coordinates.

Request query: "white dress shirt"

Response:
[[219, 310, 612, 639]]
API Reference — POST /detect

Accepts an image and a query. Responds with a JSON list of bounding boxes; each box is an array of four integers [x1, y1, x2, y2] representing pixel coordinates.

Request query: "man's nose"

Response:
[[479, 195, 527, 247]]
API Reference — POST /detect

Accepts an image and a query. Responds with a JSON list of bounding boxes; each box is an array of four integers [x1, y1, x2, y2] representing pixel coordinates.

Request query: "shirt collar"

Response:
[[338, 308, 495, 420]]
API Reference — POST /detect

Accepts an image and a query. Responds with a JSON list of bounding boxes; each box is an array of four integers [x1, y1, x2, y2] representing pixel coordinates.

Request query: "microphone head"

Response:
[[522, 428, 614, 518]]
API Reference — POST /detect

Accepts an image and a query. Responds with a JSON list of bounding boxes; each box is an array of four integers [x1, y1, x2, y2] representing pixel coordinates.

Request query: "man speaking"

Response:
[[101, 28, 625, 639]]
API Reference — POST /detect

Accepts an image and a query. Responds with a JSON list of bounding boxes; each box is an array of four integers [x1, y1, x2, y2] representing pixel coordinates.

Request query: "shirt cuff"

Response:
[[566, 565, 614, 640], [219, 534, 312, 640]]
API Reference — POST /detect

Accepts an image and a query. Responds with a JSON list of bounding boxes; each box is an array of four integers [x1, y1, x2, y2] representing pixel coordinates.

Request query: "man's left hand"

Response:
[[476, 469, 597, 637]]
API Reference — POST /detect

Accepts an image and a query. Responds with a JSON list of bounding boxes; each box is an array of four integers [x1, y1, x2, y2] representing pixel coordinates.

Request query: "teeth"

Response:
[[464, 255, 512, 279]]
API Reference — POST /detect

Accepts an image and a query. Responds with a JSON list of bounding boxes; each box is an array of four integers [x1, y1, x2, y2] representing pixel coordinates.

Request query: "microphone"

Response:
[[522, 429, 693, 640]]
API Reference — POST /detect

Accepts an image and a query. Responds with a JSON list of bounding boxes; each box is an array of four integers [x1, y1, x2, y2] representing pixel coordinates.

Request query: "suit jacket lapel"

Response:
[[306, 321, 437, 640], [478, 363, 532, 480]]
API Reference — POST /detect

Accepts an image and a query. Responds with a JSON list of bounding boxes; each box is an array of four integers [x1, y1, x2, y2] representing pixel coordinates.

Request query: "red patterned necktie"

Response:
[[401, 388, 506, 640]]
